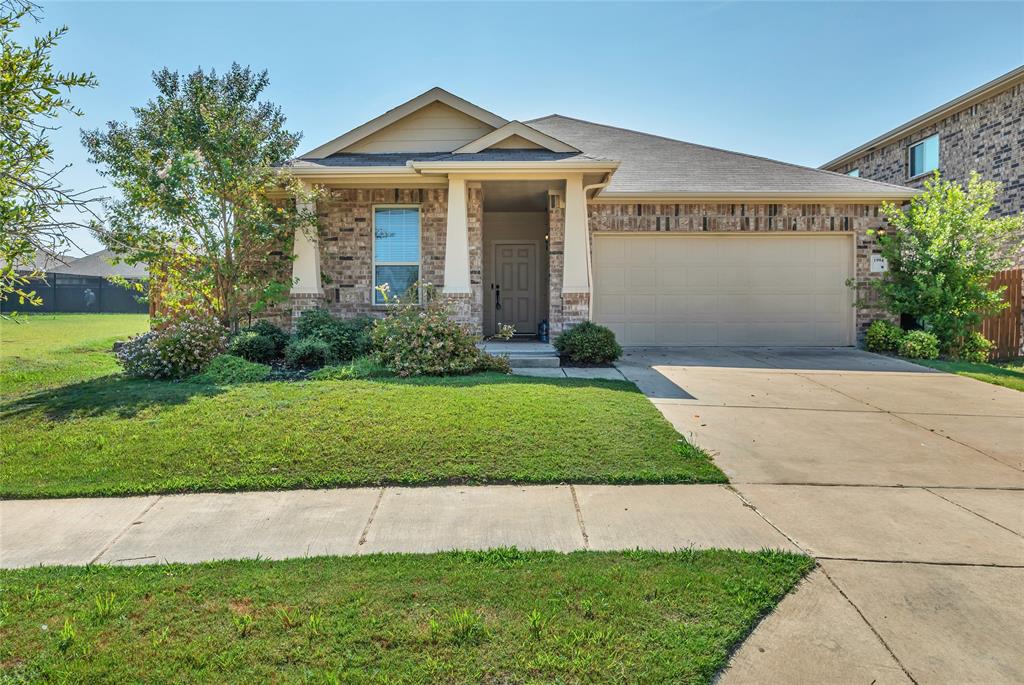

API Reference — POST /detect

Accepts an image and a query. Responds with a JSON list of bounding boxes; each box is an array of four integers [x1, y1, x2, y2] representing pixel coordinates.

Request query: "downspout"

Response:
[[581, 174, 611, 320]]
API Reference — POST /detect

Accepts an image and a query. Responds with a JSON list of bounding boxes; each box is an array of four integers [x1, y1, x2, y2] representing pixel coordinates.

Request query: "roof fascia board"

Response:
[[410, 160, 618, 174], [821, 65, 1024, 170], [453, 121, 580, 154], [592, 190, 918, 202], [301, 87, 509, 158]]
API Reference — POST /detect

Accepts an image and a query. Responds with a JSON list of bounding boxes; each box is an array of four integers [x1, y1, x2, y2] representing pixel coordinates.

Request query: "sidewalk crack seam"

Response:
[[356, 487, 386, 553], [569, 485, 589, 550], [819, 566, 920, 685], [89, 495, 162, 565], [722, 485, 810, 556], [923, 488, 1024, 540]]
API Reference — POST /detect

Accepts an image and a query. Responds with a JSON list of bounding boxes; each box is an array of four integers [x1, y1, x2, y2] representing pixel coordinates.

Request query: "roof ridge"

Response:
[[528, 114, 914, 193]]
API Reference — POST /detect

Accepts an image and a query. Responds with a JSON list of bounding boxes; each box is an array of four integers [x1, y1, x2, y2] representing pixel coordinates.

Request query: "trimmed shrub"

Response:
[[295, 309, 375, 361], [554, 321, 623, 364], [307, 356, 391, 381], [116, 313, 227, 379], [284, 336, 332, 369], [192, 354, 271, 384], [115, 331, 163, 378], [243, 320, 289, 356], [958, 331, 994, 363], [228, 331, 277, 364], [898, 330, 940, 359], [372, 287, 507, 377], [865, 320, 905, 354]]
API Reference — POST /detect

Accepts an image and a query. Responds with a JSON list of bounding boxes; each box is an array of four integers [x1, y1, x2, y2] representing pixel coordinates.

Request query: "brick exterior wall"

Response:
[[829, 81, 1024, 217], [586, 202, 894, 341]]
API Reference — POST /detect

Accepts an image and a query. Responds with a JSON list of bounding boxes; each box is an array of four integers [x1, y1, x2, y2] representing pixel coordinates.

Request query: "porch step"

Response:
[[479, 341, 561, 369], [506, 355, 561, 368]]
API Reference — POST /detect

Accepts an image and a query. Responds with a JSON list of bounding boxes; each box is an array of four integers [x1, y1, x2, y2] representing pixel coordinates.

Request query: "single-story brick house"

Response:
[[278, 88, 915, 346]]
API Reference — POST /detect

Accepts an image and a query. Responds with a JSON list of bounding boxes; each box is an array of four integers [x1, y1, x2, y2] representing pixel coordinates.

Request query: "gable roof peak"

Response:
[[301, 87, 508, 158]]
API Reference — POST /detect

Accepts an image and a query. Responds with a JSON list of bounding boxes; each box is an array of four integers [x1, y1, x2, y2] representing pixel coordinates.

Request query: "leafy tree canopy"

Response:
[[1, 0, 97, 315], [876, 172, 1023, 358], [82, 63, 317, 328]]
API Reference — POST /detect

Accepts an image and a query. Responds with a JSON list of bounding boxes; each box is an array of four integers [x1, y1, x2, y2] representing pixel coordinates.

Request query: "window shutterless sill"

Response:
[[906, 171, 937, 182]]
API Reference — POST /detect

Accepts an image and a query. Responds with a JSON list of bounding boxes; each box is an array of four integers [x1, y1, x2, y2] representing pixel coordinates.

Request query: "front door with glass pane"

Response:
[[493, 242, 538, 337]]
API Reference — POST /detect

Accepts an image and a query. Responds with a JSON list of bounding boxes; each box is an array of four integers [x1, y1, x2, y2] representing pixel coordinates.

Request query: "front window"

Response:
[[847, 168, 860, 177], [909, 135, 939, 178], [373, 206, 420, 303]]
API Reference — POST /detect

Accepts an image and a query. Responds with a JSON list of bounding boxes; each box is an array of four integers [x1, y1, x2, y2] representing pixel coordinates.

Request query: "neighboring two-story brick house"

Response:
[[277, 88, 916, 346], [821, 66, 1024, 217]]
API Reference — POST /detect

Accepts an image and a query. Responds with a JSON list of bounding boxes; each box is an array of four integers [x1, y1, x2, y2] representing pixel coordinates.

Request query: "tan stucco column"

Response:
[[562, 173, 591, 294], [290, 191, 323, 295], [443, 174, 472, 293]]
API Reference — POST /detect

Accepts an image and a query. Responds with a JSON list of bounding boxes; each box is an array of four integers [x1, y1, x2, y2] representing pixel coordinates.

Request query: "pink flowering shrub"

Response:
[[371, 284, 510, 377], [117, 313, 228, 379]]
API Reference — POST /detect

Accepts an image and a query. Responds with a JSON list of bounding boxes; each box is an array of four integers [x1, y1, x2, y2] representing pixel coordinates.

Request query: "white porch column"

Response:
[[290, 191, 323, 295], [443, 174, 472, 293], [562, 173, 591, 294]]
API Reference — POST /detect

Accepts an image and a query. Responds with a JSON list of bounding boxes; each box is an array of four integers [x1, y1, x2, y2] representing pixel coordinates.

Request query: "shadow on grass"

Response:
[[317, 371, 644, 392], [1, 375, 224, 421]]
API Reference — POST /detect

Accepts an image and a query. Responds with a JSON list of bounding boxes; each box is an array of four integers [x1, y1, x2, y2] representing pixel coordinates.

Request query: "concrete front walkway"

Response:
[[0, 484, 799, 568], [617, 347, 1024, 684]]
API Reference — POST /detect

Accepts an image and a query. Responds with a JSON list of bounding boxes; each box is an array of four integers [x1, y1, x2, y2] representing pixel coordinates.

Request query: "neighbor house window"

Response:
[[373, 206, 420, 304], [847, 168, 860, 177], [909, 135, 939, 178]]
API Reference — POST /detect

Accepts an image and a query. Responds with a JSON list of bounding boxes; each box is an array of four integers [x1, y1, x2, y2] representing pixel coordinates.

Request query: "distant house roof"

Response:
[[50, 249, 148, 279], [820, 65, 1024, 171], [528, 115, 914, 200]]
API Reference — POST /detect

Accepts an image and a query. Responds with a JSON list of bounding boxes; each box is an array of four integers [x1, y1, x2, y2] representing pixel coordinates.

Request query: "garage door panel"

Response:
[[592, 234, 853, 346]]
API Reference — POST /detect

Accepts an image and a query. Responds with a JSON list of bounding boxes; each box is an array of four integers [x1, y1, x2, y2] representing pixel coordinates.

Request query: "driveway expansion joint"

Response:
[[356, 487, 386, 553], [568, 484, 590, 549], [924, 487, 1024, 539]]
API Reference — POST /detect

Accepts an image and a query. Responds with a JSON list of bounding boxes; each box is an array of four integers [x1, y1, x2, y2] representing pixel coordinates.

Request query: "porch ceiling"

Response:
[[482, 180, 556, 212]]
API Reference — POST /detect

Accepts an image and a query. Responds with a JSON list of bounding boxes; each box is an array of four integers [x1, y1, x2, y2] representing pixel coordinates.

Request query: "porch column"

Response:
[[562, 173, 590, 294], [290, 190, 322, 295], [443, 174, 472, 293]]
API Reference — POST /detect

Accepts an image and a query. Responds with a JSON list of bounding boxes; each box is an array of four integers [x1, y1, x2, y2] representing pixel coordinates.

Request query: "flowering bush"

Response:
[[115, 331, 164, 378], [116, 313, 227, 379], [371, 283, 509, 377], [898, 330, 940, 360], [865, 320, 905, 354]]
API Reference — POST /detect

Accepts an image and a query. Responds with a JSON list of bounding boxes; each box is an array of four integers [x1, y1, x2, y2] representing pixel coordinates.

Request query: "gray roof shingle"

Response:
[[288, 149, 606, 169], [50, 249, 148, 279], [527, 114, 914, 197]]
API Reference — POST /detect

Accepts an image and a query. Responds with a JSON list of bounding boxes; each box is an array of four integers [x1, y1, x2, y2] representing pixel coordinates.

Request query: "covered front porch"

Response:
[[287, 170, 606, 337]]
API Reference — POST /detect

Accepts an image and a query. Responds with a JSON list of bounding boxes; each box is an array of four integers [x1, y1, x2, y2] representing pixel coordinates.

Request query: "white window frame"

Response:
[[908, 134, 940, 180], [847, 168, 860, 177], [371, 204, 422, 305]]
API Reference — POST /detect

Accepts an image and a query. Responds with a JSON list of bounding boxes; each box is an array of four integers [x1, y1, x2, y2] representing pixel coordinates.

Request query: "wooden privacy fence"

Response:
[[982, 268, 1023, 360]]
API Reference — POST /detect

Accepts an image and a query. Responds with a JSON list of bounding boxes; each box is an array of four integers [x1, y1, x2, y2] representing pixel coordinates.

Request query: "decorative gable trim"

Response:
[[301, 87, 508, 158], [453, 121, 580, 154]]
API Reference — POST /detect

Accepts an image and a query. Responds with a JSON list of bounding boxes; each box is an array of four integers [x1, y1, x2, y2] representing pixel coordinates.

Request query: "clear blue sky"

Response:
[[33, 1, 1024, 254]]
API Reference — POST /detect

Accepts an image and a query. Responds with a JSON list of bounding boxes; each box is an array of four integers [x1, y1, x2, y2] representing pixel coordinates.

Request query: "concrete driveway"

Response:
[[618, 347, 1024, 684]]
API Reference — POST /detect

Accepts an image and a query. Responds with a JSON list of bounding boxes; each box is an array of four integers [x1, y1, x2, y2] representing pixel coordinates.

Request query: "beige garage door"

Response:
[[592, 233, 854, 346]]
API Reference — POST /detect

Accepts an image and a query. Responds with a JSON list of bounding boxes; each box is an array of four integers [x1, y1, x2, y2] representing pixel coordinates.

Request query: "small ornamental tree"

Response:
[[81, 64, 318, 330], [875, 173, 1023, 358]]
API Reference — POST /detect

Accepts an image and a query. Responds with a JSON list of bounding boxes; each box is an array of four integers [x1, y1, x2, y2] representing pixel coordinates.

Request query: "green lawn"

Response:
[[0, 549, 813, 684], [0, 313, 149, 396], [915, 358, 1024, 392], [0, 315, 724, 498]]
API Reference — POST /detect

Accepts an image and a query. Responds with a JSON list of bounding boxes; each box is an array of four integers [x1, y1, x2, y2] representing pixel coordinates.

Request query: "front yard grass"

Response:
[[0, 314, 724, 498], [0, 548, 814, 684], [915, 358, 1024, 392], [0, 313, 149, 396]]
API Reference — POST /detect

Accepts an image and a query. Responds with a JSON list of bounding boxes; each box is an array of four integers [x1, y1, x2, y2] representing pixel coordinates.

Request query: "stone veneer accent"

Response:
[[586, 202, 894, 341], [830, 81, 1024, 217]]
